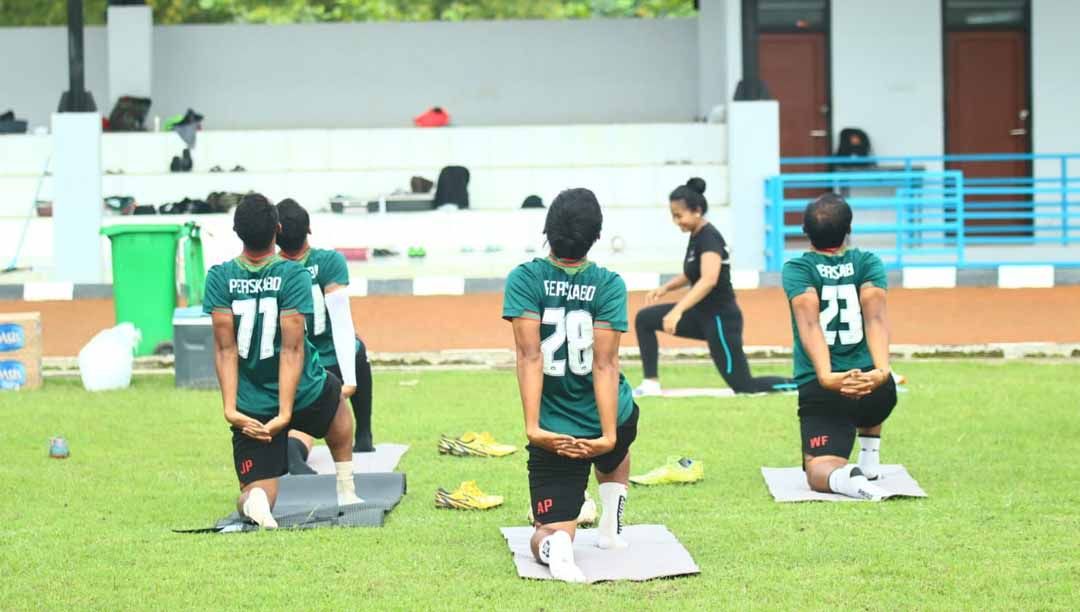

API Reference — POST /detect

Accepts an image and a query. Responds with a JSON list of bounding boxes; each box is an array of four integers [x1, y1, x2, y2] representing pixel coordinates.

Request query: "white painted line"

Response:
[[345, 279, 369, 297], [902, 267, 957, 289], [22, 282, 75, 301], [997, 265, 1055, 289], [731, 269, 761, 290], [413, 276, 466, 296], [620, 272, 661, 292]]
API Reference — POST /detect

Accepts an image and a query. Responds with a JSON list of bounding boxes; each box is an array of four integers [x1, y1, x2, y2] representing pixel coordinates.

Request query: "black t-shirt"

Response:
[[683, 223, 735, 311]]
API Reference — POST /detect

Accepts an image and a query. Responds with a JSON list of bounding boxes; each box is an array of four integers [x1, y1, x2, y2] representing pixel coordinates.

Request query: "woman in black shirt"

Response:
[[634, 178, 794, 395]]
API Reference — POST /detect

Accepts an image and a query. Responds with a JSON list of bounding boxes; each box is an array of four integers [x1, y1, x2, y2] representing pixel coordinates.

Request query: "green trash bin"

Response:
[[101, 224, 183, 356], [181, 222, 207, 307]]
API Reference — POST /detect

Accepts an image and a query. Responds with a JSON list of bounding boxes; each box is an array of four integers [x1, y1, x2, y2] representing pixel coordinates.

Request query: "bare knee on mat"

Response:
[[804, 455, 848, 492]]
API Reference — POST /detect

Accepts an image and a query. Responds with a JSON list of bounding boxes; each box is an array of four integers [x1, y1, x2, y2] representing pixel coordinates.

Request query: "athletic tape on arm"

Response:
[[324, 289, 357, 386]]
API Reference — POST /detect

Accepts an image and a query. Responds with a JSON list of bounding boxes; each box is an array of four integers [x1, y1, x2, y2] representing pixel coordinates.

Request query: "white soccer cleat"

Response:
[[242, 487, 278, 529], [632, 379, 662, 398]]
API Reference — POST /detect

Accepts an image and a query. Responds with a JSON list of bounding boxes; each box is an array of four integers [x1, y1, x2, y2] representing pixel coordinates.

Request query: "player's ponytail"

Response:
[[544, 188, 603, 260], [669, 177, 708, 215]]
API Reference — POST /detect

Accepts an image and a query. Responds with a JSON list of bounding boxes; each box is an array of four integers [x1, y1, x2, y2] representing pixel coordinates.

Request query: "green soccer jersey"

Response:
[[292, 247, 359, 368], [782, 248, 888, 386], [502, 257, 635, 438], [203, 255, 326, 416]]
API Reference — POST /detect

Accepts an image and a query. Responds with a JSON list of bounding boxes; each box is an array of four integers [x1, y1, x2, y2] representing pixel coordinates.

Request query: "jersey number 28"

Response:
[[819, 284, 864, 345], [540, 308, 594, 376]]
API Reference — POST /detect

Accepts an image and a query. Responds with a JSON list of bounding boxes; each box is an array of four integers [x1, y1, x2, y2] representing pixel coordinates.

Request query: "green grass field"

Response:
[[1, 361, 1078, 610]]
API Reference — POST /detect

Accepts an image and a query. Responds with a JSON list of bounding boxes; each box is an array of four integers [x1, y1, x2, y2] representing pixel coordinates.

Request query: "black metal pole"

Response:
[[734, 0, 770, 100], [58, 0, 96, 112]]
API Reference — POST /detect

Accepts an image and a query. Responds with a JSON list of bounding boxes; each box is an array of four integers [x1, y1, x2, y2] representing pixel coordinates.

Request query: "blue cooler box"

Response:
[[173, 306, 217, 389]]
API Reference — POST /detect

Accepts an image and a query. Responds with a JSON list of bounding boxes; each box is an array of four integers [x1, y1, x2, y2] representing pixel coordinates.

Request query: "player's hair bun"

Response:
[[686, 177, 706, 195]]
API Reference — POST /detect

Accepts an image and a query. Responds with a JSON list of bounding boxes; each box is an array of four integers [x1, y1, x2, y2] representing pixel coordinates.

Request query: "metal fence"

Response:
[[765, 153, 1080, 271]]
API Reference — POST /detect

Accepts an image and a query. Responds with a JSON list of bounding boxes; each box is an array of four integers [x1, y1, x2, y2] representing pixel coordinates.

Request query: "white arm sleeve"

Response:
[[324, 289, 357, 386]]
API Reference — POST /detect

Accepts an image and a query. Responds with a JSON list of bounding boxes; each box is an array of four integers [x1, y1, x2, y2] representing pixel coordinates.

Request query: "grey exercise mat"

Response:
[[500, 525, 700, 583], [305, 444, 409, 475], [178, 472, 406, 533], [761, 464, 927, 502]]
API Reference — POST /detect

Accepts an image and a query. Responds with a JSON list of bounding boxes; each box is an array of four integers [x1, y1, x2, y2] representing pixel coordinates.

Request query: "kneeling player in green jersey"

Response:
[[204, 194, 363, 529], [275, 199, 377, 475], [782, 194, 897, 501], [503, 188, 640, 583]]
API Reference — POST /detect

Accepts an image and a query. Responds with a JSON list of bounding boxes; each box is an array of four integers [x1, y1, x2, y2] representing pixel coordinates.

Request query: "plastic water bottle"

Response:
[[49, 436, 70, 459]]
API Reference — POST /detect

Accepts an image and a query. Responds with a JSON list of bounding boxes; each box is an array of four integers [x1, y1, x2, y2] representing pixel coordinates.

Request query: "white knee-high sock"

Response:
[[858, 435, 881, 479], [241, 487, 278, 529], [827, 464, 884, 501], [335, 461, 363, 505], [597, 482, 628, 549]]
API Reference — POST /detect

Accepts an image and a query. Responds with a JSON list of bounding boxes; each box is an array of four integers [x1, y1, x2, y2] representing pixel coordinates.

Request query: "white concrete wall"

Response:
[[1031, 0, 1080, 235], [0, 27, 109, 129], [830, 0, 944, 158], [0, 19, 698, 130], [1032, 0, 1080, 158]]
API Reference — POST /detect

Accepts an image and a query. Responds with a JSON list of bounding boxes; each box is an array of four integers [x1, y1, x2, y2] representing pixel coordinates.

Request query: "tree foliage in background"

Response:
[[0, 0, 695, 26]]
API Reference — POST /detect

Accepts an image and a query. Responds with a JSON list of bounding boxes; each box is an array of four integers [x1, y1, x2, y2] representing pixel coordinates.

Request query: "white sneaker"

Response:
[[241, 487, 278, 529], [632, 379, 662, 398]]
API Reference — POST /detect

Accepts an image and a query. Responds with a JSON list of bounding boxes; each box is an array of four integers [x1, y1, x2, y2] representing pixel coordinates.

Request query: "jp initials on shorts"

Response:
[[231, 372, 342, 486]]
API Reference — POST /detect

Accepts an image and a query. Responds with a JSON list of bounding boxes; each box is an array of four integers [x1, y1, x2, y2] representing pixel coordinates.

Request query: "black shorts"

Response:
[[798, 374, 897, 459], [232, 372, 342, 486], [527, 405, 639, 525]]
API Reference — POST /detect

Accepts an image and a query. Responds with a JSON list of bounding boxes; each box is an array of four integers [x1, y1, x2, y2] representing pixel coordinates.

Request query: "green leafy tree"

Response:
[[0, 0, 695, 26]]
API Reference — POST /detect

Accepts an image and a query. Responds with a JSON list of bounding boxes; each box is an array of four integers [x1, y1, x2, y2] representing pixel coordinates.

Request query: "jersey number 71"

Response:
[[232, 297, 278, 359]]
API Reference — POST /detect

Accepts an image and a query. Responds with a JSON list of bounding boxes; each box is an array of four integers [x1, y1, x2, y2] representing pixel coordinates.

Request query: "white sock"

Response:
[[597, 482, 628, 549], [858, 435, 881, 479], [335, 461, 364, 505], [241, 487, 278, 529], [539, 530, 586, 583], [827, 464, 885, 501]]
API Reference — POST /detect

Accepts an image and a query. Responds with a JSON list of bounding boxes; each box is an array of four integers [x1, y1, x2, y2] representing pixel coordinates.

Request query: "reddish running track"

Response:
[[3, 286, 1079, 357]]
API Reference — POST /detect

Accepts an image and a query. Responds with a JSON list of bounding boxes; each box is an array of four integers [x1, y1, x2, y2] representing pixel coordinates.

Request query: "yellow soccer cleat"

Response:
[[629, 457, 704, 486], [527, 491, 597, 525], [467, 432, 518, 457], [435, 480, 504, 510], [438, 434, 467, 456], [441, 431, 518, 457]]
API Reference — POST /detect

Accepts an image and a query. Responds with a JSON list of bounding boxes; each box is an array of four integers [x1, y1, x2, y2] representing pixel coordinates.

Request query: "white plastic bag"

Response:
[[78, 323, 141, 392]]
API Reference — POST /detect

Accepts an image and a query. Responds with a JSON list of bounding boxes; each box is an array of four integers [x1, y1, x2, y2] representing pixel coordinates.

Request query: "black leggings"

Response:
[[635, 303, 794, 394], [325, 338, 373, 439]]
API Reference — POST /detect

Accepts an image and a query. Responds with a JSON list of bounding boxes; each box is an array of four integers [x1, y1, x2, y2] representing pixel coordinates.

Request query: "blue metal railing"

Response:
[[764, 153, 1080, 271]]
